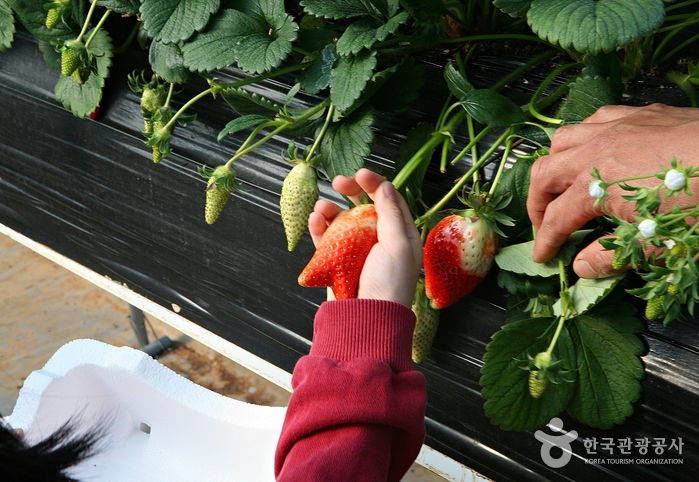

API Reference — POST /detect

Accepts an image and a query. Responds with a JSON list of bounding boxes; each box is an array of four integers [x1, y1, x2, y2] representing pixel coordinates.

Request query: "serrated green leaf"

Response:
[[98, 0, 140, 15], [553, 274, 625, 317], [149, 39, 191, 83], [217, 114, 269, 142], [8, 0, 78, 41], [220, 87, 281, 117], [493, 0, 532, 17], [559, 75, 618, 122], [492, 156, 534, 240], [0, 0, 14, 51], [497, 269, 558, 297], [297, 43, 336, 94], [300, 0, 388, 19], [320, 106, 374, 179], [330, 49, 377, 113], [140, 0, 219, 44], [444, 62, 474, 100], [566, 297, 645, 429], [481, 317, 577, 430], [182, 3, 298, 74], [527, 0, 665, 54], [39, 40, 61, 69], [495, 241, 560, 277], [54, 28, 113, 118], [336, 11, 408, 56], [460, 89, 526, 127]]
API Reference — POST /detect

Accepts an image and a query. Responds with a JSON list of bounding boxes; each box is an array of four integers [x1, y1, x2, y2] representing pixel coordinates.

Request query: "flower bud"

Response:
[[588, 180, 605, 199], [664, 169, 686, 191], [638, 219, 657, 238]]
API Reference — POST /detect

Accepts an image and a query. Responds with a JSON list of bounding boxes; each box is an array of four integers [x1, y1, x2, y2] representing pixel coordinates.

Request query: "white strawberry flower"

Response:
[[588, 180, 605, 199], [664, 169, 686, 191], [638, 219, 657, 238]]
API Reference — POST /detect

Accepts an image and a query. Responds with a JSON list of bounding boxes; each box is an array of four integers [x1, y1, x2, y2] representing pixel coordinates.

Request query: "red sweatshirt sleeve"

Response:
[[275, 299, 427, 482]]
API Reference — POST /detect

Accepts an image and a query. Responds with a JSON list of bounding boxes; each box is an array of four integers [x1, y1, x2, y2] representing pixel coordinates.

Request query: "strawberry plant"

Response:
[[2, 0, 699, 434]]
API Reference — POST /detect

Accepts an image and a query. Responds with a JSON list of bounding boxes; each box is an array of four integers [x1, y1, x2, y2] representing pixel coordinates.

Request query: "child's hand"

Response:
[[308, 169, 422, 307]]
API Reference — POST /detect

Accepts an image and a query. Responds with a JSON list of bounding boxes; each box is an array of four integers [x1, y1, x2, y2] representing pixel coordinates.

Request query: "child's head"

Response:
[[0, 413, 103, 481]]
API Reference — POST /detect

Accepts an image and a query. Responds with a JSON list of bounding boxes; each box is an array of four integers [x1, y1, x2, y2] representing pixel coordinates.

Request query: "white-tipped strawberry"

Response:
[[424, 210, 498, 309], [280, 163, 319, 251]]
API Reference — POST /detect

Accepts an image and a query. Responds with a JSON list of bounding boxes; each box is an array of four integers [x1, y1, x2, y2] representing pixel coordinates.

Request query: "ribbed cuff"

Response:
[[309, 299, 417, 372]]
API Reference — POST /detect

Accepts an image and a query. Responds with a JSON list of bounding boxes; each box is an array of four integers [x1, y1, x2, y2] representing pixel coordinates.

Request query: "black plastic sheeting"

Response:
[[2, 30, 698, 481]]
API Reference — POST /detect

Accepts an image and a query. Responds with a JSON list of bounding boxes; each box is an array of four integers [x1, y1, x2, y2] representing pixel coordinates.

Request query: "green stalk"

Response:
[[303, 104, 334, 163], [76, 0, 99, 42], [414, 128, 513, 225], [528, 62, 583, 125], [449, 126, 492, 166], [163, 87, 213, 132], [112, 21, 140, 54], [393, 109, 468, 191], [544, 258, 574, 356], [487, 136, 515, 198], [84, 9, 111, 48]]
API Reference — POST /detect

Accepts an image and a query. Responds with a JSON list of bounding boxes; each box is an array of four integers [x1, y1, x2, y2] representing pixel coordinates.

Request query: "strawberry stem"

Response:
[[84, 9, 111, 49], [304, 104, 334, 165], [76, 0, 99, 43]]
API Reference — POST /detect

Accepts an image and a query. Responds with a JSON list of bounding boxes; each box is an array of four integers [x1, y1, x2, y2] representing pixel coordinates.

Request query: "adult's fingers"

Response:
[[572, 236, 628, 279], [531, 176, 603, 262]]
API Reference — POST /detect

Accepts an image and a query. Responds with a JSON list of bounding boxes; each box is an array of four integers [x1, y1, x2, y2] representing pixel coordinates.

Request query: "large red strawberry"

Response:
[[298, 204, 378, 299], [424, 211, 497, 309]]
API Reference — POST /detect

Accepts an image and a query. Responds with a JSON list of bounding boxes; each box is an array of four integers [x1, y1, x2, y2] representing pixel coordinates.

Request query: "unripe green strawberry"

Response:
[[45, 8, 60, 29], [202, 165, 237, 225], [670, 241, 688, 257], [645, 296, 665, 320], [72, 63, 90, 85], [205, 177, 231, 225], [150, 113, 171, 163], [528, 351, 552, 399], [61, 48, 80, 76], [611, 249, 630, 271], [280, 163, 319, 251], [141, 86, 168, 114], [411, 280, 440, 364], [667, 283, 681, 296]]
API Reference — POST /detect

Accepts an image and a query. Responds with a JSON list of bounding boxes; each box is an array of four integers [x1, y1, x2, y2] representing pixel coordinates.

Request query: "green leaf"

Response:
[[217, 114, 269, 142], [139, 0, 219, 44], [39, 40, 61, 70], [98, 0, 141, 15], [8, 0, 78, 41], [481, 317, 577, 430], [182, 3, 298, 74], [296, 43, 337, 94], [444, 62, 474, 100], [149, 39, 191, 83], [495, 241, 560, 277], [54, 28, 113, 118], [460, 89, 526, 127], [492, 156, 534, 240], [0, 0, 15, 51], [553, 274, 625, 317], [300, 0, 391, 19], [527, 0, 665, 54], [497, 270, 558, 297], [330, 49, 377, 113], [559, 52, 622, 122], [335, 11, 408, 56], [320, 105, 374, 179], [493, 0, 532, 17], [566, 295, 645, 429], [220, 87, 281, 117]]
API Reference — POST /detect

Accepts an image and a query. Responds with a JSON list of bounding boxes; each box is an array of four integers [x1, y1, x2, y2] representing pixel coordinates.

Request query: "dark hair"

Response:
[[0, 412, 104, 482]]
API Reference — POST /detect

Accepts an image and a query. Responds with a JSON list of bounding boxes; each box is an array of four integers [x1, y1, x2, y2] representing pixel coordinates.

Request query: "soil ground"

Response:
[[0, 233, 445, 481]]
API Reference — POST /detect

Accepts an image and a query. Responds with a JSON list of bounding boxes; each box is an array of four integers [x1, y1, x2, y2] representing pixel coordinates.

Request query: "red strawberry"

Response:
[[423, 211, 497, 309], [298, 204, 378, 299]]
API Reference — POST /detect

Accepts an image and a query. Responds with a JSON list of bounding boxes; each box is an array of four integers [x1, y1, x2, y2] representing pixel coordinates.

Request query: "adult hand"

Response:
[[308, 168, 422, 307], [527, 103, 699, 278]]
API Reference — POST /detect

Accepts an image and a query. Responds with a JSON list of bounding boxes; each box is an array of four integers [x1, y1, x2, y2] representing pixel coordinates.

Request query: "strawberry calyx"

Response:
[[517, 351, 574, 399]]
